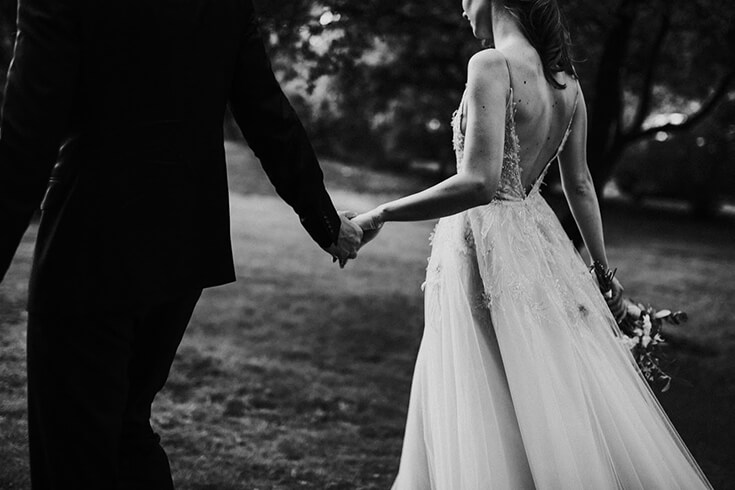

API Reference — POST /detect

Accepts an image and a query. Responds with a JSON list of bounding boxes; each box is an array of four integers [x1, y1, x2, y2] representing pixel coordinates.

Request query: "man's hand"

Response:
[[324, 211, 363, 268]]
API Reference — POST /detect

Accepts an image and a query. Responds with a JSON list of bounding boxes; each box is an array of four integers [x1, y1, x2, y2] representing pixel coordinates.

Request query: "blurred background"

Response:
[[1, 0, 734, 489]]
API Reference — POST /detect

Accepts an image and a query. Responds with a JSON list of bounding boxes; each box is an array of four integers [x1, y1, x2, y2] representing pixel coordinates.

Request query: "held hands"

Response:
[[351, 207, 385, 247], [324, 211, 363, 268], [324, 207, 385, 268]]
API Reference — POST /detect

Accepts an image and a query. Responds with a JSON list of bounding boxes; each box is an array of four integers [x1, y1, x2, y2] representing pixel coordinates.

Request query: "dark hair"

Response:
[[503, 0, 576, 89]]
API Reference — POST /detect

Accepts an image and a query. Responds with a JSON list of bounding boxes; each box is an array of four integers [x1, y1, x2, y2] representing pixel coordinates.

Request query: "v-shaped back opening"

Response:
[[503, 56, 580, 198]]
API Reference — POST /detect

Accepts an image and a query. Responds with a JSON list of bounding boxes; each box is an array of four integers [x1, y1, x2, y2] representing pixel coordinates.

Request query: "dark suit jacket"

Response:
[[0, 0, 341, 311]]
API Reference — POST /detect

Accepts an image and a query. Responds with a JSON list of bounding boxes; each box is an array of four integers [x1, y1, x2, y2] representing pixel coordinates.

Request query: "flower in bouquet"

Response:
[[590, 262, 687, 392], [615, 300, 688, 392]]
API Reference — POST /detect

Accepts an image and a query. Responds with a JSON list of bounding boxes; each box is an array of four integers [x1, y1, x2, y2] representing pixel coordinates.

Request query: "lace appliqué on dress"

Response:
[[440, 81, 588, 329], [451, 89, 526, 203]]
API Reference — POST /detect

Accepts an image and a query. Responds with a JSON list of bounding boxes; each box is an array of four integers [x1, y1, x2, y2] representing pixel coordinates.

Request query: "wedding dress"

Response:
[[391, 62, 713, 490]]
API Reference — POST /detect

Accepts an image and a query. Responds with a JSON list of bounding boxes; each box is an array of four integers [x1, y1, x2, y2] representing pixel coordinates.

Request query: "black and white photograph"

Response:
[[0, 0, 733, 488]]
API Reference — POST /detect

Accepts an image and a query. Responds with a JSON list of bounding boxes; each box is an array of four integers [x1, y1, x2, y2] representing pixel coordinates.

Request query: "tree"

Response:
[[581, 0, 734, 179], [1, 0, 733, 229], [255, 0, 735, 240], [561, 0, 735, 237], [0, 0, 17, 98]]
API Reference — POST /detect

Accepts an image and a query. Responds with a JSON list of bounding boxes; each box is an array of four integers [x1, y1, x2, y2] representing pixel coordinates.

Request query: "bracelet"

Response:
[[589, 260, 617, 288], [589, 260, 607, 272]]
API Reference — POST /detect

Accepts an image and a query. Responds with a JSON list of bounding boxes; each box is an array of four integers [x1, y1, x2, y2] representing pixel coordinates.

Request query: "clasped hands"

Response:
[[324, 208, 385, 268]]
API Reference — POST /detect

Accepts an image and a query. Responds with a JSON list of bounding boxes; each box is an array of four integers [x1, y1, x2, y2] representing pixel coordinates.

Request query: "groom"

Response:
[[0, 0, 362, 488]]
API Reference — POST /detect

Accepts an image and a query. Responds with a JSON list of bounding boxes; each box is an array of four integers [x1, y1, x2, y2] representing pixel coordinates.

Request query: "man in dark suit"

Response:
[[0, 0, 362, 488]]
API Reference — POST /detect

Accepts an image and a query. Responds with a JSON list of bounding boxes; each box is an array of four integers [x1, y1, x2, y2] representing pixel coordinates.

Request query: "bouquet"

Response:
[[590, 262, 687, 392]]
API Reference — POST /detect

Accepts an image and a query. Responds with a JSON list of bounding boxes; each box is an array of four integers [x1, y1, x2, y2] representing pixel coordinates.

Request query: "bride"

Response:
[[351, 0, 714, 488]]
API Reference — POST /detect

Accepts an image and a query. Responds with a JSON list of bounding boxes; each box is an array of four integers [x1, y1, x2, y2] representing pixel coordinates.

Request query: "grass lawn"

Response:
[[1, 141, 734, 489]]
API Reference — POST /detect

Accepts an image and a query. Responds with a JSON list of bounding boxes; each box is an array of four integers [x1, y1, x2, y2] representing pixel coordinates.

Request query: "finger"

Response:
[[617, 305, 626, 320], [350, 220, 365, 233], [616, 297, 625, 310], [610, 303, 622, 317], [341, 210, 358, 219]]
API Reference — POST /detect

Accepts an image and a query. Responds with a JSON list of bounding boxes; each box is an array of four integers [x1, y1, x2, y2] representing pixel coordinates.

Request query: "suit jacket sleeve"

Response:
[[0, 0, 81, 281], [229, 3, 341, 249]]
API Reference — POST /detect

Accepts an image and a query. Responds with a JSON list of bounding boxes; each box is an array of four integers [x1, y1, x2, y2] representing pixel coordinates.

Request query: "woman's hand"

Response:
[[607, 276, 626, 323], [352, 207, 385, 247]]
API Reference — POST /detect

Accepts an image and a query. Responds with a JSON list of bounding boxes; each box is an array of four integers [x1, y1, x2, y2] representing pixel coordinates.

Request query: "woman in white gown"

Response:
[[352, 0, 714, 488]]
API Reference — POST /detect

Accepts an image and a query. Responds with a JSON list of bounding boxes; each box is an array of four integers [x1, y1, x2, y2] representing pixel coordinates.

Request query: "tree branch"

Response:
[[627, 70, 735, 142], [627, 12, 670, 134]]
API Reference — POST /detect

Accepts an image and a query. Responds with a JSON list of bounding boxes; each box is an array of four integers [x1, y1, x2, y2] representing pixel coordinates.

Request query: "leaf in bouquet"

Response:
[[653, 309, 671, 319]]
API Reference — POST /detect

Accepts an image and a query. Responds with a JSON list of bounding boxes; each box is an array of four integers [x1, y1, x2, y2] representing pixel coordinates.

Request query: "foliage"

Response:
[[0, 0, 16, 94], [0, 0, 732, 186], [614, 95, 735, 216], [250, 0, 735, 182], [253, 0, 476, 170]]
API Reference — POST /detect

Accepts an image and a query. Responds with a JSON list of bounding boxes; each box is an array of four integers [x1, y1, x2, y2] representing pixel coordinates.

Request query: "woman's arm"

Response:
[[558, 89, 626, 319], [354, 50, 509, 228], [557, 89, 609, 268]]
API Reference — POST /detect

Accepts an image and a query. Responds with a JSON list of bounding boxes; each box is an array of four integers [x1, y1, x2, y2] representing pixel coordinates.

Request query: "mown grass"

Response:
[[1, 141, 734, 489]]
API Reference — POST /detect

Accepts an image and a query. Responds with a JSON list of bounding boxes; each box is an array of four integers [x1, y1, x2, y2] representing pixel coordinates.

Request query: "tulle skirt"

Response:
[[392, 193, 713, 490]]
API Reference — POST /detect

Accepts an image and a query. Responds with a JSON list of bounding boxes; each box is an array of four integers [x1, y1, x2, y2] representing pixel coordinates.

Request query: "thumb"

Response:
[[340, 210, 358, 220]]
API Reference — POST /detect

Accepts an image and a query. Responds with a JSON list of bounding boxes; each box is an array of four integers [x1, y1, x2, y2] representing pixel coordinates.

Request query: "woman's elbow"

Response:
[[565, 175, 596, 198], [469, 177, 496, 205]]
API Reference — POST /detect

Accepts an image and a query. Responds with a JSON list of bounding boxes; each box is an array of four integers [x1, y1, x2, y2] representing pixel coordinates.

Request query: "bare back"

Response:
[[502, 46, 579, 193]]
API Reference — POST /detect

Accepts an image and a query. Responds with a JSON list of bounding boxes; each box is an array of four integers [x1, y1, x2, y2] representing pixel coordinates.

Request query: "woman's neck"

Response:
[[491, 5, 528, 51]]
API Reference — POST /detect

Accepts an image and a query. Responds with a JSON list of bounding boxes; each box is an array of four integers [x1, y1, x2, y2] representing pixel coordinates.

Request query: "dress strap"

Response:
[[504, 56, 514, 89], [553, 78, 581, 160]]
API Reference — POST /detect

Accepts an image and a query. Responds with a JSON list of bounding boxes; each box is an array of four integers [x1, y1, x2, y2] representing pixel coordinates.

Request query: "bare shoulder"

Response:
[[468, 49, 508, 79], [466, 49, 510, 95]]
